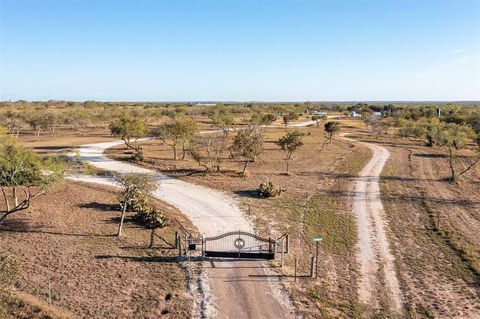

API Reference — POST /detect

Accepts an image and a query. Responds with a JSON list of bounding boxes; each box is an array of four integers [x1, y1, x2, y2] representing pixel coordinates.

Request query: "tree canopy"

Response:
[[109, 117, 148, 161], [152, 117, 197, 160], [276, 130, 305, 173], [436, 123, 478, 182], [229, 126, 264, 175]]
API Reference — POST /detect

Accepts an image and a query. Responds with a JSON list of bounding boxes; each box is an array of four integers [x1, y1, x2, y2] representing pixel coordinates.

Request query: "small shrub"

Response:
[[124, 188, 150, 212], [257, 181, 285, 198], [134, 208, 170, 229]]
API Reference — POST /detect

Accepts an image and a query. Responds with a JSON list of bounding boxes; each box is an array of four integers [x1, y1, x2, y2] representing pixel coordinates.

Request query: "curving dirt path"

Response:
[[69, 139, 296, 319], [342, 135, 404, 313]]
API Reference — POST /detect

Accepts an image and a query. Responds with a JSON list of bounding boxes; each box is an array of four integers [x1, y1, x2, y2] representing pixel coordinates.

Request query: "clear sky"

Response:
[[1, 0, 479, 102]]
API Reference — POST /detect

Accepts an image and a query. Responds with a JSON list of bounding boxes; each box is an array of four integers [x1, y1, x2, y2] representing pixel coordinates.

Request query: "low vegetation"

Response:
[[0, 252, 15, 317], [257, 181, 285, 198], [114, 173, 169, 236]]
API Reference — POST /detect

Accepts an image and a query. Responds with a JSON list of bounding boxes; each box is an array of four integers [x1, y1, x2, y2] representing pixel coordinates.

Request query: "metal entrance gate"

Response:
[[203, 231, 276, 259]]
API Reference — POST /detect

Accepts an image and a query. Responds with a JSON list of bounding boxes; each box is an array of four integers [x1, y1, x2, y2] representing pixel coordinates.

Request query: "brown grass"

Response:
[[0, 182, 196, 319], [359, 133, 480, 318], [14, 116, 480, 317]]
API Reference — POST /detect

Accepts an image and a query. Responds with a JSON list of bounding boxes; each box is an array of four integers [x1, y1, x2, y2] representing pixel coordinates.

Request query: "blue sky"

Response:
[[1, 0, 479, 101]]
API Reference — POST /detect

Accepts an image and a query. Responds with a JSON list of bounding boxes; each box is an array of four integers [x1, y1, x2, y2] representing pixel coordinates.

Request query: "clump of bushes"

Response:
[[115, 173, 170, 236], [125, 187, 150, 213], [257, 181, 285, 198], [122, 181, 169, 228], [134, 208, 170, 229]]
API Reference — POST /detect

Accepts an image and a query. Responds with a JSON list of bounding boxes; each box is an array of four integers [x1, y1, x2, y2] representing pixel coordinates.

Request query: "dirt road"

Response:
[[70, 140, 295, 319], [342, 135, 404, 313]]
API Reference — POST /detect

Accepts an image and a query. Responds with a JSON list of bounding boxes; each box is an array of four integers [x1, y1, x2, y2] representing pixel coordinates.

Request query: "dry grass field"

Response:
[[4, 116, 479, 318], [352, 133, 480, 318], [107, 121, 374, 318], [0, 182, 196, 319]]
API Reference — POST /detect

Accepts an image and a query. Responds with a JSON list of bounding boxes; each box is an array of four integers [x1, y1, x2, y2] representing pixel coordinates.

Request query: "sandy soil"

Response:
[[342, 134, 404, 315], [74, 139, 296, 319], [0, 182, 193, 319]]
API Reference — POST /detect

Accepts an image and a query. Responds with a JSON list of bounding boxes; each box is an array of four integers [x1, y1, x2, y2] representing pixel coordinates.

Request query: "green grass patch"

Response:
[[304, 196, 356, 254], [278, 195, 356, 255]]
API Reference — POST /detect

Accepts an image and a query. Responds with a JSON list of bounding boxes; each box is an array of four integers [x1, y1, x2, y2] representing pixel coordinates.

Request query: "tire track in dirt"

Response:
[[341, 135, 404, 313]]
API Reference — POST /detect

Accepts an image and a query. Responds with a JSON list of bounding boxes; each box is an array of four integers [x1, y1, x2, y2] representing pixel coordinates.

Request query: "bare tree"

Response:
[[189, 133, 228, 172], [0, 111, 25, 137]]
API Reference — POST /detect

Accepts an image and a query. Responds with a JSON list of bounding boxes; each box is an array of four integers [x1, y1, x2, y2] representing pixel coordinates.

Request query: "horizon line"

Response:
[[1, 99, 479, 104]]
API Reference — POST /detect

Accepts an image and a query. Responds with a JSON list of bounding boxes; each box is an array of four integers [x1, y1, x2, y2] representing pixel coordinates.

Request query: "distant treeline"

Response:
[[1, 100, 479, 137]]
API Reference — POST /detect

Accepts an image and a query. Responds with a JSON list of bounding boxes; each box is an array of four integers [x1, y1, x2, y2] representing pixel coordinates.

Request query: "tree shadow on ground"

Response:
[[0, 218, 115, 237], [78, 201, 119, 211], [0, 218, 39, 232], [413, 153, 474, 160], [234, 190, 262, 199], [95, 255, 182, 263], [32, 145, 72, 151], [322, 189, 480, 206], [295, 171, 441, 183], [414, 153, 447, 158], [148, 167, 207, 176]]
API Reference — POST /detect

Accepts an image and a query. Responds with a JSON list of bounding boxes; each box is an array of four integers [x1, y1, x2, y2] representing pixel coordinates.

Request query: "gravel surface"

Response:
[[342, 134, 404, 314]]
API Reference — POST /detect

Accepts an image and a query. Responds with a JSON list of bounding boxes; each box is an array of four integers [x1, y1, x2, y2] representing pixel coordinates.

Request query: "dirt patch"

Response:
[[0, 182, 195, 319]]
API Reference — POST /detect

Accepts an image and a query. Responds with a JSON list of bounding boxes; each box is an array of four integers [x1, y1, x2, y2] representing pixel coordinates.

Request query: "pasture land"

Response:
[[0, 182, 195, 319]]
